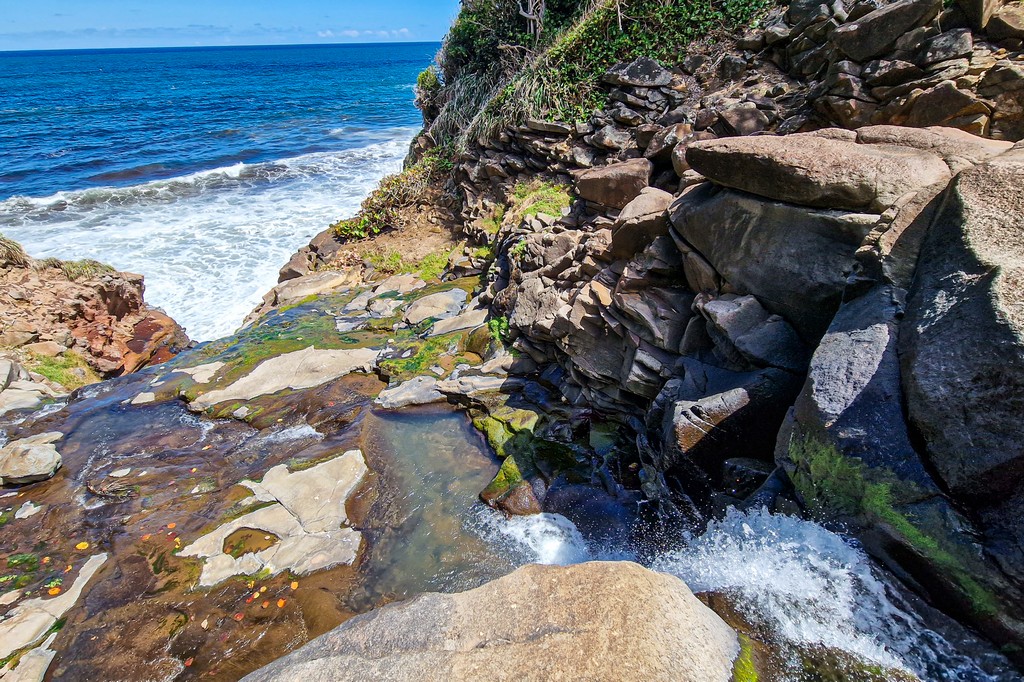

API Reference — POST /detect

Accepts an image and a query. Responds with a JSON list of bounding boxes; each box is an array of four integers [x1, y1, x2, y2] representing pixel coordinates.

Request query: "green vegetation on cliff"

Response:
[[427, 0, 774, 147], [331, 145, 454, 240]]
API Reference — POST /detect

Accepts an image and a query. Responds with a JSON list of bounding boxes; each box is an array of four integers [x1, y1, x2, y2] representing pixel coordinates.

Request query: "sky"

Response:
[[0, 0, 462, 51]]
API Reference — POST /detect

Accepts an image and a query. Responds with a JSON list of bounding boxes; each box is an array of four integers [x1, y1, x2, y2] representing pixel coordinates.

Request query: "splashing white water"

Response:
[[479, 505, 999, 681], [471, 508, 634, 566], [0, 130, 415, 341], [653, 508, 997, 681]]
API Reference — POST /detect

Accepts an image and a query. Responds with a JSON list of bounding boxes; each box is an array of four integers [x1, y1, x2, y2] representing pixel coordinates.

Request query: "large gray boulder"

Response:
[[686, 133, 951, 212], [900, 144, 1024, 501], [242, 562, 739, 682], [670, 183, 878, 341], [831, 0, 942, 61]]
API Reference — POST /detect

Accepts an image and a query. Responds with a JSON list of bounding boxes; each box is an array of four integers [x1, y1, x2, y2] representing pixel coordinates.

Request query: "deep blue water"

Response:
[[0, 43, 436, 198], [0, 43, 437, 340]]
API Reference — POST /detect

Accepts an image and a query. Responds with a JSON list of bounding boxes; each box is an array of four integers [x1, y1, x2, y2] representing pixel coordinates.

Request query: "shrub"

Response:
[[331, 146, 454, 240], [0, 234, 28, 267]]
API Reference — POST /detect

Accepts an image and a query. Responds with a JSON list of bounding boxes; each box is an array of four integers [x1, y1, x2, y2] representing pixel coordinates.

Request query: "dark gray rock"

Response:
[[901, 144, 1024, 501], [603, 57, 674, 87], [831, 0, 942, 61], [670, 183, 878, 341]]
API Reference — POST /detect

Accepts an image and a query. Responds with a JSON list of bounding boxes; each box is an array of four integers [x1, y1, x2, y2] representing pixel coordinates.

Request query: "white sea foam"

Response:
[[0, 129, 415, 341], [471, 507, 633, 566]]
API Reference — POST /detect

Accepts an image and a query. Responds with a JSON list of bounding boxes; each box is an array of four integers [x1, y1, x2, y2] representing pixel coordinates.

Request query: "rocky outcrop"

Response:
[[901, 143, 1024, 501], [242, 562, 739, 682], [0, 250, 188, 377], [0, 432, 63, 486]]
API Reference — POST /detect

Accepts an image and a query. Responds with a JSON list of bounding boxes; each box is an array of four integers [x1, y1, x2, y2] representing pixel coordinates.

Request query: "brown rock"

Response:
[[572, 158, 652, 210], [242, 562, 739, 682], [686, 133, 951, 212], [609, 187, 674, 260]]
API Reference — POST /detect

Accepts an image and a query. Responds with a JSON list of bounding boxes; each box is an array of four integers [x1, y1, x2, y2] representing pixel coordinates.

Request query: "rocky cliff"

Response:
[[281, 0, 1024, 666], [0, 238, 188, 378]]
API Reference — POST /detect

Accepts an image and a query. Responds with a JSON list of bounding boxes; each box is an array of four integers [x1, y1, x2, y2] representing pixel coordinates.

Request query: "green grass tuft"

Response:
[[0, 234, 28, 267]]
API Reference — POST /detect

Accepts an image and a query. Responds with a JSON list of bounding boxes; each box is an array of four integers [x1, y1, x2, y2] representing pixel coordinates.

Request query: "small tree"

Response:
[[518, 0, 546, 40]]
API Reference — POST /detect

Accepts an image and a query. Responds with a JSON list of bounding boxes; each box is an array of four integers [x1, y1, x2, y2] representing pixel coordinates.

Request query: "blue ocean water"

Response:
[[0, 43, 437, 340]]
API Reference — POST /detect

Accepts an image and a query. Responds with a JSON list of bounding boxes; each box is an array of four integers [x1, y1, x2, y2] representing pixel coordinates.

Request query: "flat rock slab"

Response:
[[177, 361, 225, 384], [404, 289, 468, 325], [242, 561, 738, 682], [189, 347, 379, 410], [181, 450, 368, 586], [686, 133, 951, 212], [429, 304, 489, 337], [376, 376, 445, 409], [0, 432, 63, 486], [0, 553, 107, 660]]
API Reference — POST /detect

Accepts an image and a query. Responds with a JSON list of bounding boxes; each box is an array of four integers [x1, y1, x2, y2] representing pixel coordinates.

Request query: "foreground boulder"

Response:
[[901, 144, 1024, 501], [242, 562, 739, 682], [0, 432, 63, 485]]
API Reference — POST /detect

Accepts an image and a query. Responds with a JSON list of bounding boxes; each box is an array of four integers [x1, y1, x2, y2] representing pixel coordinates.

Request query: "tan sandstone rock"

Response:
[[241, 561, 739, 682]]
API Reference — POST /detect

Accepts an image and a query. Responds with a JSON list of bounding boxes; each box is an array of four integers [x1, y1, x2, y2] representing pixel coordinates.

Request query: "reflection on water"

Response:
[[354, 406, 513, 606]]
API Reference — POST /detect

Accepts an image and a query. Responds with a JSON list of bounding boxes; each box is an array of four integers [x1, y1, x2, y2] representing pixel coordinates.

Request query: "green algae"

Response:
[[787, 435, 1000, 618], [731, 634, 758, 682]]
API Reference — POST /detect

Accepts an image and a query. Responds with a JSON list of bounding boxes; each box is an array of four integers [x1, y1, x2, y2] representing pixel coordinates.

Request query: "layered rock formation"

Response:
[[0, 244, 188, 378], [375, 0, 1024, 660]]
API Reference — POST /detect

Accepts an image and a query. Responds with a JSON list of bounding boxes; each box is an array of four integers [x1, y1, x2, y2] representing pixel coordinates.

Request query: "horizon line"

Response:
[[0, 39, 443, 56]]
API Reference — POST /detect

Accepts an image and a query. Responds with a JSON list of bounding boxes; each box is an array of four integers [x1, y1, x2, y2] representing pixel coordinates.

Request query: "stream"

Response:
[[0, 295, 1016, 682]]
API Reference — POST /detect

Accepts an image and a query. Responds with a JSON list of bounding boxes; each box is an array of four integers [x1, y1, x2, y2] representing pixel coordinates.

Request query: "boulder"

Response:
[[404, 289, 469, 325], [573, 159, 652, 210], [957, 0, 999, 30], [603, 57, 674, 87], [831, 0, 942, 61], [608, 187, 674, 259], [189, 346, 380, 410], [686, 134, 951, 212], [988, 3, 1024, 40], [375, 376, 445, 409], [698, 295, 809, 373], [670, 183, 878, 341], [241, 562, 739, 682], [0, 432, 63, 485], [900, 144, 1024, 501], [854, 125, 1012, 174], [661, 363, 803, 477]]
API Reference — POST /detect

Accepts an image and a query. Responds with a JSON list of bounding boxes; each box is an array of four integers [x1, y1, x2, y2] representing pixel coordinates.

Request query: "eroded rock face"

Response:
[[0, 258, 188, 377], [669, 183, 877, 341], [242, 562, 739, 682], [901, 144, 1024, 501]]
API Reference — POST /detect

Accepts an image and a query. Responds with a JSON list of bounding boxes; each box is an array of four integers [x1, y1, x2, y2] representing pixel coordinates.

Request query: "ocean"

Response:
[[0, 43, 437, 341]]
